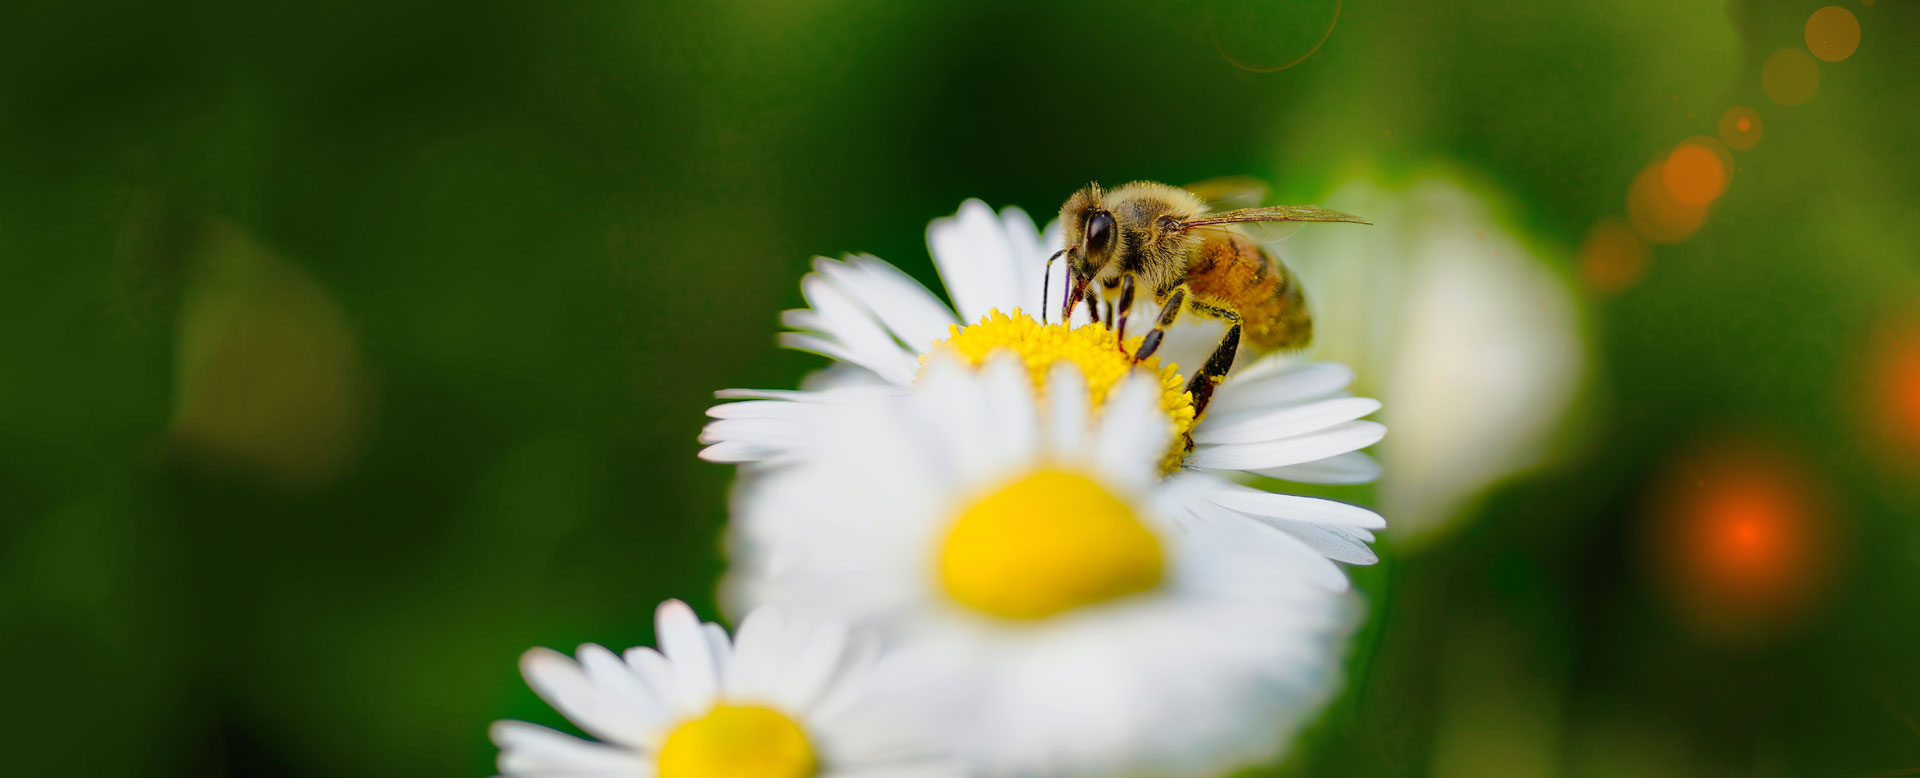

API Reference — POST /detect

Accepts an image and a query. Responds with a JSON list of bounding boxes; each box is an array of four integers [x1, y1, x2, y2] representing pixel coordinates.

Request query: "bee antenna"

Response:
[[1041, 249, 1066, 325]]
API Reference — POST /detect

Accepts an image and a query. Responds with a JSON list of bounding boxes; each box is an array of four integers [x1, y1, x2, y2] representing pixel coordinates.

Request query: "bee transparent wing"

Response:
[[1182, 204, 1371, 228], [1194, 219, 1308, 243], [1183, 176, 1270, 212]]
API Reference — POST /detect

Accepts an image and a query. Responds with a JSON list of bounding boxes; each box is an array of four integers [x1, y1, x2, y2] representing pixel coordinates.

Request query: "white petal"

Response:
[[1252, 451, 1383, 484], [997, 206, 1051, 316], [655, 601, 719, 705], [807, 632, 880, 724], [817, 255, 959, 352], [575, 644, 670, 742], [1204, 485, 1387, 529], [625, 645, 708, 718], [770, 620, 849, 713], [1186, 420, 1386, 471], [702, 622, 732, 682], [928, 199, 1024, 322], [1261, 520, 1379, 565], [1193, 397, 1382, 445], [714, 388, 830, 401], [979, 354, 1039, 468], [704, 400, 822, 420], [779, 332, 918, 386], [823, 761, 967, 778], [520, 648, 650, 746], [1206, 362, 1356, 417], [725, 605, 784, 698], [1043, 362, 1093, 455], [796, 272, 924, 373], [491, 721, 651, 775], [913, 354, 1003, 483], [698, 440, 790, 464], [1092, 372, 1171, 485], [1179, 499, 1351, 591], [699, 417, 808, 445]]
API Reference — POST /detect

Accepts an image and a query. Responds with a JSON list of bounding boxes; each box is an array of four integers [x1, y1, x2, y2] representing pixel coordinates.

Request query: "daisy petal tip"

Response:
[[487, 719, 563, 754], [519, 646, 574, 684], [956, 198, 994, 219], [655, 598, 696, 627]]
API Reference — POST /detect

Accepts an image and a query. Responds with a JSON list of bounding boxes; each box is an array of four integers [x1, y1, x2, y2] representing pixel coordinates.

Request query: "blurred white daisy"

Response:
[[491, 600, 956, 778], [1283, 175, 1589, 546], [701, 199, 1386, 497], [724, 356, 1368, 778]]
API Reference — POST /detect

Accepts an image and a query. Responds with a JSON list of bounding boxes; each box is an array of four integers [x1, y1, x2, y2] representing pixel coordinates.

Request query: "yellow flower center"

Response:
[[925, 309, 1197, 470], [657, 705, 817, 778], [938, 467, 1165, 620]]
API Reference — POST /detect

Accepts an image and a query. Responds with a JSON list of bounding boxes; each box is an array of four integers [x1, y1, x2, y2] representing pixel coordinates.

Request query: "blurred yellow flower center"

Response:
[[657, 705, 817, 778], [938, 467, 1165, 620], [925, 309, 1197, 469]]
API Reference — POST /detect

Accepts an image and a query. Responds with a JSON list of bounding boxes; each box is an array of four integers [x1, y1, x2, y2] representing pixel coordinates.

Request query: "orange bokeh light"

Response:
[[1762, 48, 1820, 107], [1627, 163, 1708, 244], [1867, 314, 1920, 458], [1662, 137, 1732, 207], [1646, 439, 1838, 640], [1806, 6, 1861, 62], [1578, 217, 1649, 294], [1692, 480, 1796, 593], [1718, 106, 1764, 151]]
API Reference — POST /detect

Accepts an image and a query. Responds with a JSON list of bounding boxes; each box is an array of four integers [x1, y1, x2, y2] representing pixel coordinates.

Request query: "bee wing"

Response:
[[1183, 176, 1270, 212], [1195, 220, 1307, 243], [1182, 204, 1372, 228]]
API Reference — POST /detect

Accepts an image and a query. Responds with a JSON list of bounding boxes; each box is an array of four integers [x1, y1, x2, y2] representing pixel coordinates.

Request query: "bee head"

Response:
[[1058, 183, 1121, 320], [1060, 183, 1123, 279]]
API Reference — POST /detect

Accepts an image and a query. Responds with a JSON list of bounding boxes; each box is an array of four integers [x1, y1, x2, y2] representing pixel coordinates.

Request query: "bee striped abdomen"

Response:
[[1183, 232, 1311, 352]]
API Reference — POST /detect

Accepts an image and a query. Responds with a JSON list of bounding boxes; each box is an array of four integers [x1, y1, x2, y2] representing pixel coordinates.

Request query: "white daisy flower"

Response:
[[1283, 175, 1588, 546], [491, 600, 957, 778], [725, 356, 1366, 778], [700, 200, 1387, 562]]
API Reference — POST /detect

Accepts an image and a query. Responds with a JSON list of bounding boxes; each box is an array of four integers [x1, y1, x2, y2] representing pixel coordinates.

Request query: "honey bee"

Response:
[[1044, 180, 1367, 414]]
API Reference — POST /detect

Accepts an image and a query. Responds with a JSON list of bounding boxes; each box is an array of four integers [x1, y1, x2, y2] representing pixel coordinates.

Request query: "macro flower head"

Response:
[[492, 600, 955, 778], [724, 355, 1368, 777]]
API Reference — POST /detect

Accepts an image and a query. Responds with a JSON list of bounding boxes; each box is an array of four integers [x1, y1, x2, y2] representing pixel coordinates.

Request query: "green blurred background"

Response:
[[3, 0, 1916, 775]]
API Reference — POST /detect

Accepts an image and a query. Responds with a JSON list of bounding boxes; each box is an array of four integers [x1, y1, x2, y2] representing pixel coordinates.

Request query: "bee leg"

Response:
[[1133, 287, 1188, 363], [1041, 249, 1065, 324], [1114, 275, 1137, 342], [1184, 302, 1242, 418]]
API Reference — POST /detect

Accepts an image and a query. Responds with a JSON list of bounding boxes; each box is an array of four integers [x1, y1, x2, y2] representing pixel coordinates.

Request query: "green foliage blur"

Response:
[[2, 0, 1916, 776]]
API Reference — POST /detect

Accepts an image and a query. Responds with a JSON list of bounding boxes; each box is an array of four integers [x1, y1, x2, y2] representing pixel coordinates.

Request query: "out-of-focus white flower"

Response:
[[700, 200, 1388, 536], [725, 356, 1365, 778], [491, 600, 956, 778], [1283, 174, 1589, 546]]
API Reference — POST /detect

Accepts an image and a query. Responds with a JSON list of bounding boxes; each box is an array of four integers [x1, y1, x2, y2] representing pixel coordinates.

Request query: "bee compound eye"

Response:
[[1086, 211, 1115, 255]]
